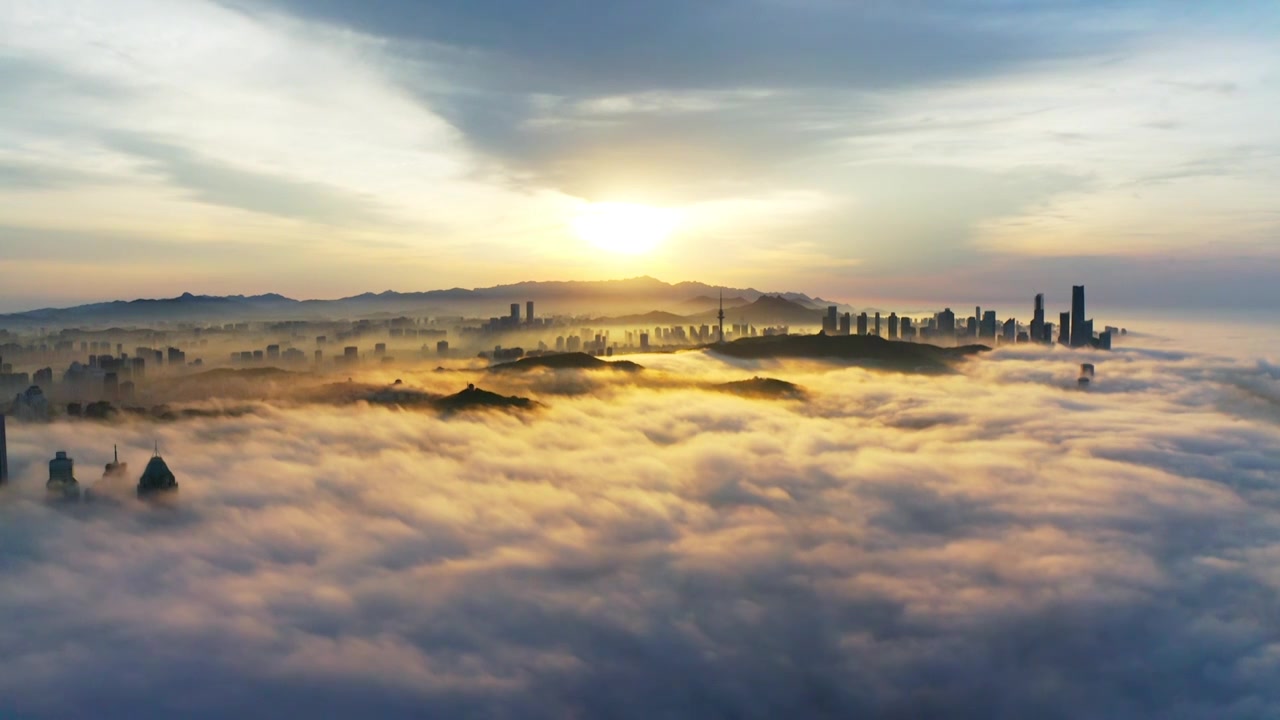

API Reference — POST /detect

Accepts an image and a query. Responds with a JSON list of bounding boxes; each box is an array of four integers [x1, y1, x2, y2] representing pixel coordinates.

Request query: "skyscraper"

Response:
[[874, 312, 881, 337], [1059, 311, 1071, 344], [888, 313, 899, 339], [1031, 293, 1045, 344], [825, 306, 838, 334], [510, 303, 521, 323], [981, 310, 997, 339], [857, 312, 868, 336], [937, 308, 956, 338], [526, 301, 535, 324], [1071, 285, 1087, 347]]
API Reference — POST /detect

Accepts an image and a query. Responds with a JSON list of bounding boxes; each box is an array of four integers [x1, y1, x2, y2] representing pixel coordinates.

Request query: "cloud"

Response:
[[2, 333, 1280, 717], [105, 132, 388, 226]]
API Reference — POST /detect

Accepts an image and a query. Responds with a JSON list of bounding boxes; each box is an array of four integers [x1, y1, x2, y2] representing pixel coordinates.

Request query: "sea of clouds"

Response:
[[2, 336, 1279, 719]]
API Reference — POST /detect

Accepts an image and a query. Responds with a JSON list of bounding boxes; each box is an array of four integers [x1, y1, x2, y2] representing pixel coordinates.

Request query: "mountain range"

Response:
[[0, 277, 848, 326]]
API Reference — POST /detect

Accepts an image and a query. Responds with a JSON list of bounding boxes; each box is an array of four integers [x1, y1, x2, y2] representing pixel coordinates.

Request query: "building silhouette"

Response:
[[1031, 293, 1045, 343], [526, 301, 535, 324], [888, 313, 899, 339], [137, 445, 178, 497], [510, 303, 520, 323], [1071, 285, 1087, 347], [47, 450, 79, 498], [104, 444, 128, 478], [1059, 311, 1071, 344], [937, 308, 955, 337]]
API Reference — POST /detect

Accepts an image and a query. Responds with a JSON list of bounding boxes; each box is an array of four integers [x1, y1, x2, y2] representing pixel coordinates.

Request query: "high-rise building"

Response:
[[888, 313, 899, 339], [510, 303, 521, 323], [901, 317, 914, 339], [267, 344, 280, 359], [1002, 318, 1017, 342], [937, 308, 956, 337], [1031, 293, 1045, 343], [1059, 311, 1071, 344], [526, 301, 535, 324], [981, 311, 997, 339], [639, 332, 650, 351], [856, 312, 868, 336], [839, 313, 851, 336], [48, 450, 79, 497], [0, 413, 8, 484], [825, 306, 838, 334], [1071, 285, 1087, 347], [874, 312, 881, 337], [137, 446, 178, 498]]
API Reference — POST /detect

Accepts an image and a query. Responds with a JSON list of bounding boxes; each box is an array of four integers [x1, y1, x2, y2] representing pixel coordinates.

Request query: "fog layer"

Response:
[[1, 340, 1279, 718]]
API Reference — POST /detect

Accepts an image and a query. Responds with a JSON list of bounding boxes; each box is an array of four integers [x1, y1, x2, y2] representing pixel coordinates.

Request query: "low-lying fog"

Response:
[[2, 334, 1279, 718]]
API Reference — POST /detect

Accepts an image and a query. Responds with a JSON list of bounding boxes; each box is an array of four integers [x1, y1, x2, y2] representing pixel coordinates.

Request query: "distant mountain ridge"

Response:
[[0, 277, 850, 326]]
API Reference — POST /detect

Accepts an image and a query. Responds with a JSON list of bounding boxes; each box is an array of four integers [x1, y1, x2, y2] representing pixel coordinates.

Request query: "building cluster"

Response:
[[0, 419, 179, 502], [822, 285, 1119, 350], [475, 301, 549, 334]]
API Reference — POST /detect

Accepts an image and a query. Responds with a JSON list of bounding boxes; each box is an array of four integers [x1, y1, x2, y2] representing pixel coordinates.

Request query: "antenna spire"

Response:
[[154, 440, 159, 457]]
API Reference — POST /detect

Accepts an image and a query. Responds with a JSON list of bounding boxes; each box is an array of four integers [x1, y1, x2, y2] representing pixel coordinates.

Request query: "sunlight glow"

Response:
[[571, 203, 680, 255]]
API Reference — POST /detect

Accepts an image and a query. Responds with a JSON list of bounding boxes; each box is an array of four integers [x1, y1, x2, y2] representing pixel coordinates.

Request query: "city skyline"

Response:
[[4, 3, 1280, 718], [2, 2, 1279, 311]]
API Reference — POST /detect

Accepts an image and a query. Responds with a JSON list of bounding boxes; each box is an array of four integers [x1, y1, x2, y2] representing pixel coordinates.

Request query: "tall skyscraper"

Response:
[[510, 303, 521, 323], [888, 313, 899, 339], [856, 312, 868, 336], [526, 301, 535, 324], [1071, 285, 1087, 347], [981, 310, 997, 339], [825, 306, 838, 334], [839, 312, 851, 336], [936, 309, 956, 340], [1059, 311, 1071, 344], [0, 413, 8, 484], [874, 312, 881, 337], [1031, 293, 1045, 343]]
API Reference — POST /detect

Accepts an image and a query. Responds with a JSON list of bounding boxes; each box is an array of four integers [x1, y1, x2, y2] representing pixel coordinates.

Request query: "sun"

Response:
[[571, 202, 679, 255]]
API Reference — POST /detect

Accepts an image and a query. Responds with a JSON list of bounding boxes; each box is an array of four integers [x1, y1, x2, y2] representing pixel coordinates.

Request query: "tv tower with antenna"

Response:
[[717, 290, 726, 344]]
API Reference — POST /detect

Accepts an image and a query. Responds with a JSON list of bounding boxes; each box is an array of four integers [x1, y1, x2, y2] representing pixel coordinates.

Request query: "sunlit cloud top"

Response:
[[1, 0, 1278, 310]]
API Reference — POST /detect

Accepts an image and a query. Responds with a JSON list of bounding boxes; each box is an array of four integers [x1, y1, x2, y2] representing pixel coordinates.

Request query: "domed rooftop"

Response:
[[137, 449, 178, 496]]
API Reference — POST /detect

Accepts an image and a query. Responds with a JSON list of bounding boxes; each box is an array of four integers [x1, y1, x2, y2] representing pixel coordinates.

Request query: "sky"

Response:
[[1, 0, 1279, 311], [2, 328, 1280, 718]]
